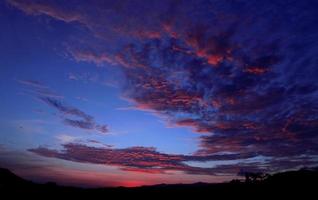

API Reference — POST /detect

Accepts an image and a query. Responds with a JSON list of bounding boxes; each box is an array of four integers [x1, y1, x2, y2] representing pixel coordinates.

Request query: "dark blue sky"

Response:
[[0, 0, 318, 187]]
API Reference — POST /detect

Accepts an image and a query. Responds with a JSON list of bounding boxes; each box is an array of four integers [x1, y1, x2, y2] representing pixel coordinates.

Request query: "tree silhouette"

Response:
[[244, 172, 270, 183]]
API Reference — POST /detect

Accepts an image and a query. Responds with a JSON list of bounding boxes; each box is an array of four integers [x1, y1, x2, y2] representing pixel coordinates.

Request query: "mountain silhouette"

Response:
[[0, 167, 317, 198]]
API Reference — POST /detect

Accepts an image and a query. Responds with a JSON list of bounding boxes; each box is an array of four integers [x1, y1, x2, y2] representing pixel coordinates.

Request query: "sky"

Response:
[[0, 0, 318, 187]]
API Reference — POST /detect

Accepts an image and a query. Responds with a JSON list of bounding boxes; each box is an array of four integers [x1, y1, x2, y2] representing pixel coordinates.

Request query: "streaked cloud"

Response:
[[18, 79, 109, 134], [29, 142, 318, 176]]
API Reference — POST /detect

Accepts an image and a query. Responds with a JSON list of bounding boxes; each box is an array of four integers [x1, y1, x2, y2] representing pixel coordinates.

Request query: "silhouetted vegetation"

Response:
[[0, 167, 317, 198]]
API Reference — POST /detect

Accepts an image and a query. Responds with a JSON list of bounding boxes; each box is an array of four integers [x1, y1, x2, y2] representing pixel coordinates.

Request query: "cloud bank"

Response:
[[9, 0, 318, 175]]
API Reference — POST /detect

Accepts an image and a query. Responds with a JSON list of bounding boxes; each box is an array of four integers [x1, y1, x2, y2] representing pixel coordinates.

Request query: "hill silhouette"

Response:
[[0, 167, 317, 198]]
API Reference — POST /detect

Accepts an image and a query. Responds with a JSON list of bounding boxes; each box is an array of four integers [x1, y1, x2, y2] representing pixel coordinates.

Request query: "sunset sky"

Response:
[[0, 0, 318, 187]]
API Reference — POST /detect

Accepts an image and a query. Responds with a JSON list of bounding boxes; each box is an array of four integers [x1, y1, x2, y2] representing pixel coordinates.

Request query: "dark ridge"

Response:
[[0, 168, 29, 186], [0, 167, 317, 198]]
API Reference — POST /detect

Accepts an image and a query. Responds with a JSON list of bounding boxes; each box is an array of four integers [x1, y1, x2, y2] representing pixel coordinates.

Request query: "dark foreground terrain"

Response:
[[0, 167, 317, 198]]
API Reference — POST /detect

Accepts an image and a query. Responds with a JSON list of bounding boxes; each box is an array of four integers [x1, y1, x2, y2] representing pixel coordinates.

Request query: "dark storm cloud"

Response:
[[10, 0, 318, 174], [18, 80, 108, 134]]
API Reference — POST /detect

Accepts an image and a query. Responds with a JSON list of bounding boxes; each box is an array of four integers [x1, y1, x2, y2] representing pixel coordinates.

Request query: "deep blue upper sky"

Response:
[[0, 0, 318, 187]]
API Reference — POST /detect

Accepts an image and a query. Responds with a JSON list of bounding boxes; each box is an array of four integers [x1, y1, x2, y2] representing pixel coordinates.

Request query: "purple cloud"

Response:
[[29, 143, 318, 176], [10, 0, 318, 174]]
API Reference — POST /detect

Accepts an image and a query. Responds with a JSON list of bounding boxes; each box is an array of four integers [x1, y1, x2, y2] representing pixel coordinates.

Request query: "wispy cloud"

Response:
[[18, 79, 109, 134], [17, 79, 64, 99], [55, 134, 79, 143], [17, 79, 48, 89]]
